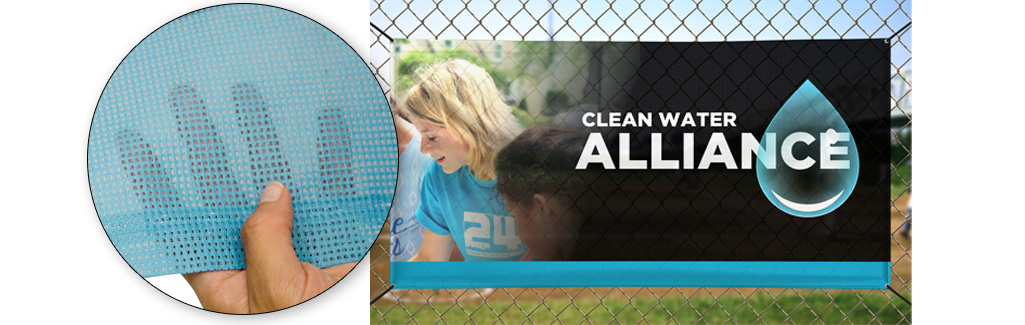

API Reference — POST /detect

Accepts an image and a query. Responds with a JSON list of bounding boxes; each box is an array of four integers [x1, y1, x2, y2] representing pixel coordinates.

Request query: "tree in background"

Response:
[[394, 40, 512, 98]]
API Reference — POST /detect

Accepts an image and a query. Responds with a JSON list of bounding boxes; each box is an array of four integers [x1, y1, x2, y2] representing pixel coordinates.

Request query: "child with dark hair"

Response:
[[495, 126, 597, 261]]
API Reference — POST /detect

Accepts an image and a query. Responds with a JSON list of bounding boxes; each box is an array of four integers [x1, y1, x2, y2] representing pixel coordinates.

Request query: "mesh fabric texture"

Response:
[[87, 4, 396, 277]]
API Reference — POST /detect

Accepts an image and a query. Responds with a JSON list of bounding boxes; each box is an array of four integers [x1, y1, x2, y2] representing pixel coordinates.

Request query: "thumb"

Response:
[[241, 182, 305, 312]]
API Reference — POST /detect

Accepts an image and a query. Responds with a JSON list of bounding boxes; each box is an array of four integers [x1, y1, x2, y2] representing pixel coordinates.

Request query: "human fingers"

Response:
[[182, 270, 249, 314], [241, 182, 306, 313], [321, 261, 359, 279]]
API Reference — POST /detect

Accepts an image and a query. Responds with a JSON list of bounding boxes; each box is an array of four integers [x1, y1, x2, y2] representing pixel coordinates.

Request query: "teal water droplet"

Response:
[[757, 80, 859, 217]]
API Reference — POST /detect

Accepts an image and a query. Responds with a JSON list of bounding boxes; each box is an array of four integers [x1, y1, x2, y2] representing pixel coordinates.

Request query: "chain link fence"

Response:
[[368, 0, 911, 322]]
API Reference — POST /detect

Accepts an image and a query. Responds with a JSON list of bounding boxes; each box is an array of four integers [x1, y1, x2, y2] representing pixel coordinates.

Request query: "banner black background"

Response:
[[559, 40, 890, 262]]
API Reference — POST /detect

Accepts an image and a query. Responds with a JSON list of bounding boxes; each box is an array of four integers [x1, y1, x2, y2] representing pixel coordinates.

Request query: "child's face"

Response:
[[503, 193, 578, 261], [413, 119, 471, 174], [503, 196, 544, 254]]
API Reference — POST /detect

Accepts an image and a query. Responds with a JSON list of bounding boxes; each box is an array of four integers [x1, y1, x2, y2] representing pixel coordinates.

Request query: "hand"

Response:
[[408, 228, 455, 262], [182, 182, 357, 314]]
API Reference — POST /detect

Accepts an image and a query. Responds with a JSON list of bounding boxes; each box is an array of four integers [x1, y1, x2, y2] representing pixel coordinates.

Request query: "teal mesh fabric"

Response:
[[87, 4, 396, 277]]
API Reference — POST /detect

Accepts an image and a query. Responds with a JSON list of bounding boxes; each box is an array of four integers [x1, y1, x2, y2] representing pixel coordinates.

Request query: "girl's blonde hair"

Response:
[[402, 59, 522, 181]]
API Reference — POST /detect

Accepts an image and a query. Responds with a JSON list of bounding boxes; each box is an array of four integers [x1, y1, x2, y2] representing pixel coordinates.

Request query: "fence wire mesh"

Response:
[[369, 0, 911, 323]]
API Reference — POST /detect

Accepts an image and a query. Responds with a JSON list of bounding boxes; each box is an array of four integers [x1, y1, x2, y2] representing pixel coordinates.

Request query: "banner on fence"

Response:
[[389, 39, 891, 289]]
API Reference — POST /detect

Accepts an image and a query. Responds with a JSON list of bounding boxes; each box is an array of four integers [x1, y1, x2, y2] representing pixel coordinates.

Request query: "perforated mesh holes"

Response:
[[170, 85, 242, 207], [88, 4, 397, 277], [117, 129, 181, 210], [318, 105, 358, 197]]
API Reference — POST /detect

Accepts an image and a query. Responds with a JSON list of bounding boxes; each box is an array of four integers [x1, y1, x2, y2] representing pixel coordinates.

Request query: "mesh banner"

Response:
[[391, 39, 889, 289], [88, 4, 396, 277]]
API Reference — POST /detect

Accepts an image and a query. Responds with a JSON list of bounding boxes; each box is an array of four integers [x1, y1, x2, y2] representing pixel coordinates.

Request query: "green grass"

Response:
[[372, 291, 910, 323], [891, 163, 911, 199]]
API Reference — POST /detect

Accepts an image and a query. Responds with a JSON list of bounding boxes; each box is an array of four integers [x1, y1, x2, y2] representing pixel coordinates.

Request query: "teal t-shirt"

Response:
[[415, 164, 526, 261], [389, 132, 436, 261]]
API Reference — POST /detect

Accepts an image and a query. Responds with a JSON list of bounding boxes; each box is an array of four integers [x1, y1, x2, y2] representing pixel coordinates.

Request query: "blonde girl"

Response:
[[403, 59, 527, 262]]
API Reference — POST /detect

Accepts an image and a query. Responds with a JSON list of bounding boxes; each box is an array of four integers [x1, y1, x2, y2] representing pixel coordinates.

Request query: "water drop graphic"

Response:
[[757, 80, 859, 217]]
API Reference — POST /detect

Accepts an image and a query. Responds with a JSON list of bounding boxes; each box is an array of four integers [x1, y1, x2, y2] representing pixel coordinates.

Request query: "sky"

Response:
[[370, 0, 912, 115], [371, 0, 911, 64]]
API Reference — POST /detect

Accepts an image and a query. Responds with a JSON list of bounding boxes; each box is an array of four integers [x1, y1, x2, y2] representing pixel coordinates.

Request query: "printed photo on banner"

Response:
[[388, 39, 892, 288]]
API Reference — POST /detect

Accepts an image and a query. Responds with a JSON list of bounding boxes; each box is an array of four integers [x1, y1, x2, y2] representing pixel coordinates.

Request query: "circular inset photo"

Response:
[[86, 4, 395, 314]]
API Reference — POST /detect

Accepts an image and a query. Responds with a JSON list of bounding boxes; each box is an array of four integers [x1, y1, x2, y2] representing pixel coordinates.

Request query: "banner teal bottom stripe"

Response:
[[392, 261, 890, 289]]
